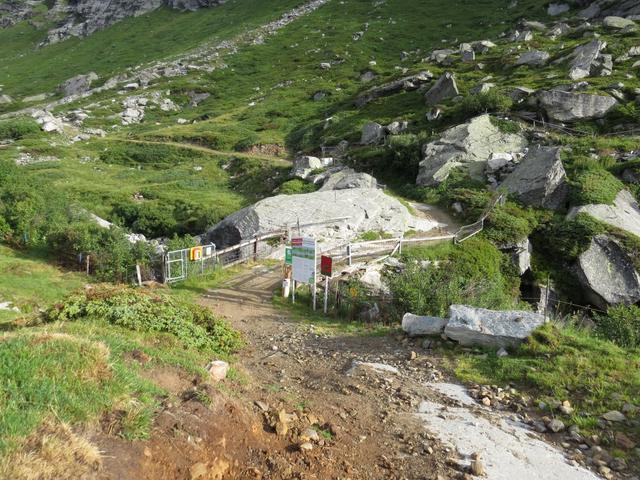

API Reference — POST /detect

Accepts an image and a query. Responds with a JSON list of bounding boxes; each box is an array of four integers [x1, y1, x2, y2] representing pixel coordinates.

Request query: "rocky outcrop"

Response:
[[501, 146, 568, 210], [318, 168, 377, 191], [58, 72, 99, 97], [402, 313, 448, 336], [538, 90, 618, 122], [355, 71, 432, 107], [417, 114, 527, 186], [579, 0, 640, 19], [567, 190, 640, 238], [576, 235, 640, 309], [444, 305, 546, 349], [31, 0, 226, 45], [424, 73, 459, 106], [206, 188, 413, 248]]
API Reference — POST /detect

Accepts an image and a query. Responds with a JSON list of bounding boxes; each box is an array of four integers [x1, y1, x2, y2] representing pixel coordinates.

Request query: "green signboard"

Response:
[[285, 246, 293, 265]]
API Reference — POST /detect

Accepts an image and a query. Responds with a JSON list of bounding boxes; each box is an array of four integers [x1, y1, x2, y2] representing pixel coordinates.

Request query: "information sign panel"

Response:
[[291, 237, 316, 284]]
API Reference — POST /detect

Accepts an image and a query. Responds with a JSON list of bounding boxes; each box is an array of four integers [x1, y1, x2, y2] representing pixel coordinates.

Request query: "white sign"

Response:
[[291, 237, 316, 285]]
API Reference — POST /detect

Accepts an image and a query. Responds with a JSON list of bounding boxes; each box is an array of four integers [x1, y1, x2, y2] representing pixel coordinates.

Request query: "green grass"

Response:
[[0, 245, 85, 323], [454, 323, 640, 442], [0, 0, 303, 99], [0, 284, 242, 465]]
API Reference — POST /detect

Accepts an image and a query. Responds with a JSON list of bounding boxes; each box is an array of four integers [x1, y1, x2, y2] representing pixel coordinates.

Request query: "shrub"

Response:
[[569, 167, 624, 206], [0, 118, 41, 141], [278, 179, 318, 195], [534, 213, 605, 264], [595, 305, 640, 348], [457, 90, 513, 117], [112, 201, 177, 238], [389, 237, 519, 317], [46, 285, 243, 355]]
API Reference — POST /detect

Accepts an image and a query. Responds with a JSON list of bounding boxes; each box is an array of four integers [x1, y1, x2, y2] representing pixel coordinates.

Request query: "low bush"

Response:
[[0, 117, 41, 141], [389, 237, 519, 317], [278, 179, 318, 195], [595, 305, 640, 348], [569, 167, 624, 206], [46, 285, 242, 355], [456, 90, 513, 117]]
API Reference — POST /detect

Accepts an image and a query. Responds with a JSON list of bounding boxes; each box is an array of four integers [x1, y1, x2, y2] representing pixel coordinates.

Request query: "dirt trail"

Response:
[[200, 265, 456, 479], [199, 266, 600, 480]]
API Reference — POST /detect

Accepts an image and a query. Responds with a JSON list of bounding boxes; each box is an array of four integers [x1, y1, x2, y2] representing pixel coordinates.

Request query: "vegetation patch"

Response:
[[569, 167, 624, 206], [46, 284, 242, 355], [455, 323, 640, 437], [389, 237, 520, 317]]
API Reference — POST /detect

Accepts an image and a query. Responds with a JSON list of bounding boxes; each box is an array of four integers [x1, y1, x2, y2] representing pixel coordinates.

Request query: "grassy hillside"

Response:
[[0, 0, 302, 99], [0, 246, 85, 324]]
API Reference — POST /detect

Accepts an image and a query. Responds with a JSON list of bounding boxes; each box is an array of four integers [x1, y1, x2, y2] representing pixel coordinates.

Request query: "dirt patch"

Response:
[[138, 364, 196, 396], [246, 144, 287, 157]]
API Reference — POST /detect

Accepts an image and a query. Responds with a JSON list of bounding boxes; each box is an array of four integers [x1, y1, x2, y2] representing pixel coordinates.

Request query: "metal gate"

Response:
[[164, 243, 217, 283]]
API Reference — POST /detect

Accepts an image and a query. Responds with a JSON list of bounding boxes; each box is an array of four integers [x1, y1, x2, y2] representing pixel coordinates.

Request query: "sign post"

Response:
[[291, 237, 317, 309], [320, 255, 333, 314]]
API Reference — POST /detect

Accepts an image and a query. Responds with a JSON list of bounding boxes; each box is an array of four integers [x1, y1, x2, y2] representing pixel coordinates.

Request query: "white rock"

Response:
[[444, 305, 546, 349], [206, 360, 230, 382], [402, 313, 448, 336]]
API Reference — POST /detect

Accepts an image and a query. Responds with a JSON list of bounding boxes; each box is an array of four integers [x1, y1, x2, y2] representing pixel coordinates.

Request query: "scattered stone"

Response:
[[361, 122, 386, 145], [516, 50, 550, 67], [347, 361, 399, 376], [548, 418, 565, 433], [424, 72, 459, 106], [496, 347, 509, 357], [299, 442, 313, 451], [444, 305, 546, 349], [355, 71, 432, 107], [206, 360, 229, 382], [300, 427, 320, 443], [0, 94, 13, 105], [601, 410, 626, 422], [615, 432, 636, 450], [548, 3, 570, 16], [319, 168, 377, 191], [567, 40, 607, 80], [402, 313, 448, 336], [291, 155, 325, 179]]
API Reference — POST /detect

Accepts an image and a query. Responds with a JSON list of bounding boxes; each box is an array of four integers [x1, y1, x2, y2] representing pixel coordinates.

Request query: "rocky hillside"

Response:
[[1, 0, 225, 44]]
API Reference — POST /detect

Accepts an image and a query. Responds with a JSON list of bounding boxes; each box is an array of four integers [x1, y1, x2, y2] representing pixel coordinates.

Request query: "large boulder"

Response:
[[444, 305, 546, 349], [206, 188, 413, 248], [417, 114, 527, 186], [58, 72, 99, 97], [538, 90, 618, 122], [319, 168, 377, 191], [576, 235, 640, 309], [567, 190, 640, 239], [355, 71, 433, 107], [424, 72, 459, 106], [602, 16, 636, 30], [402, 313, 448, 336], [501, 146, 568, 210], [567, 40, 607, 80]]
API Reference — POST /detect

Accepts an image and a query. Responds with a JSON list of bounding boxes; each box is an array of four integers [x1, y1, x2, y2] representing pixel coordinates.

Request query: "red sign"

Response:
[[320, 255, 333, 277]]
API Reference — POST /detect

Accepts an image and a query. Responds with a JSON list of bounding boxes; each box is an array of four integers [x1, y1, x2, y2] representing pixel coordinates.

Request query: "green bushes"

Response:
[[278, 179, 318, 195], [47, 221, 153, 282], [46, 285, 242, 355], [0, 118, 41, 141], [595, 305, 640, 348], [569, 167, 624, 206], [456, 90, 513, 117], [389, 237, 519, 317], [100, 142, 205, 167]]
